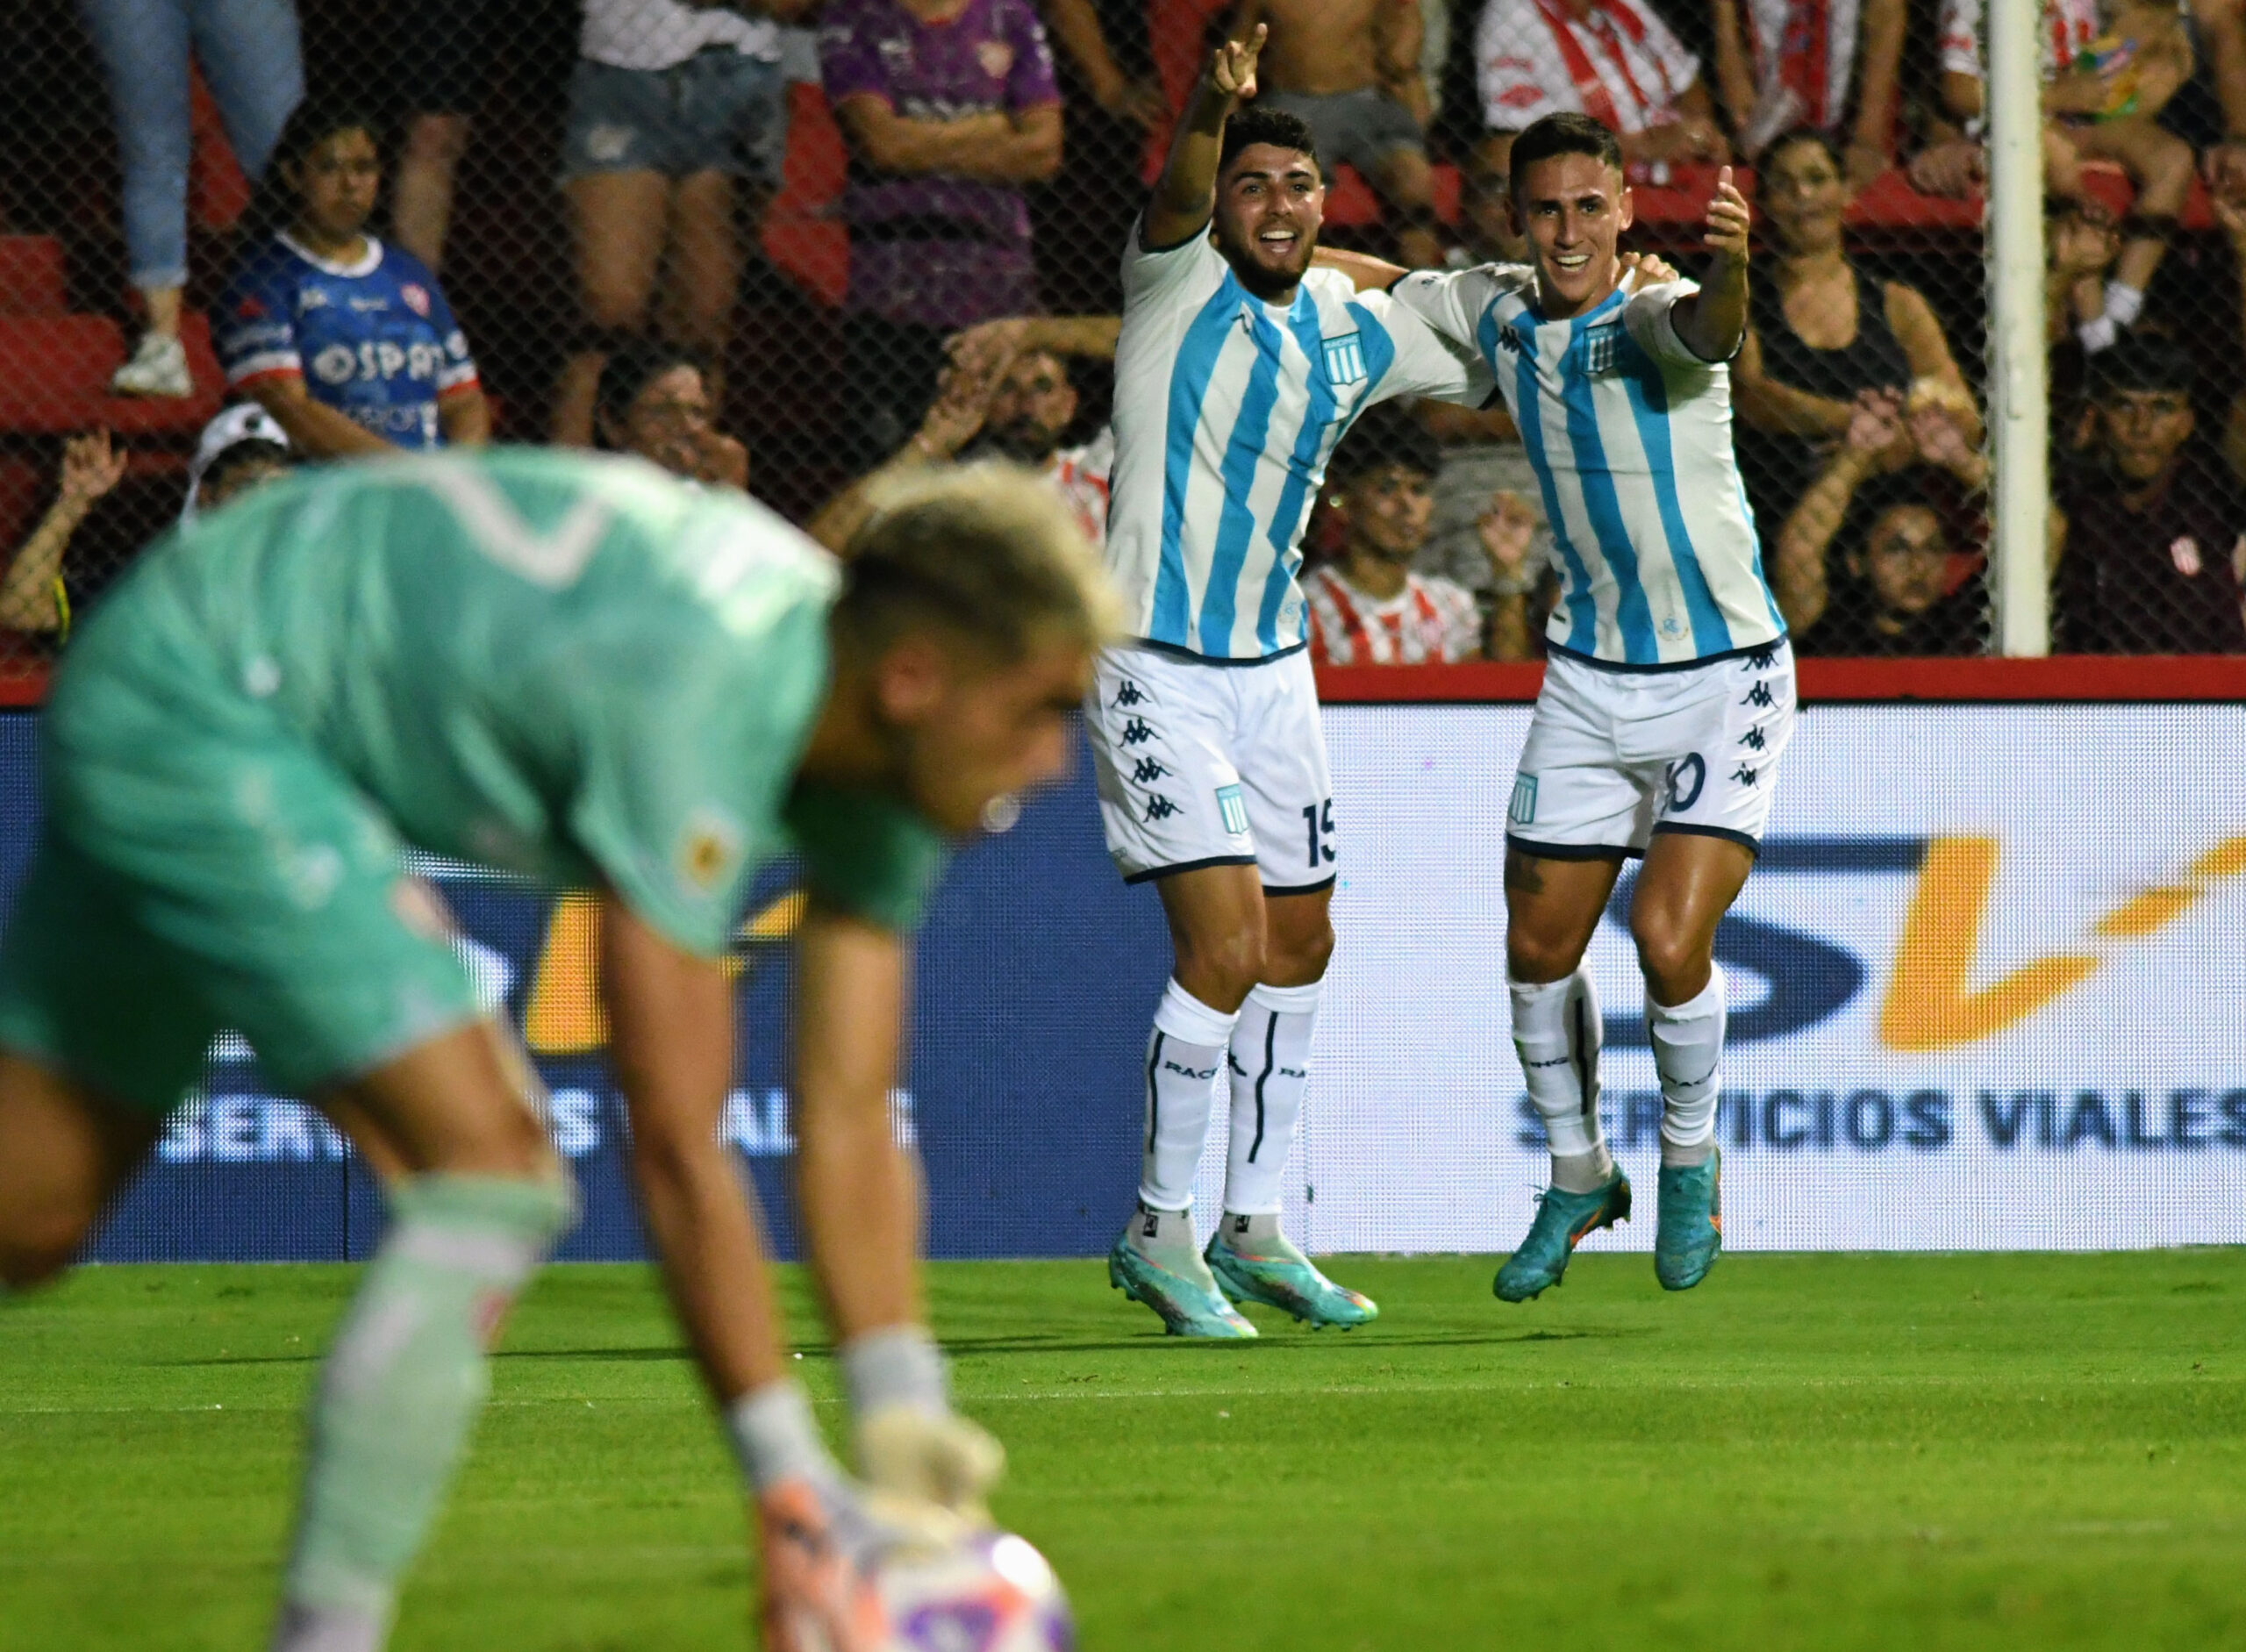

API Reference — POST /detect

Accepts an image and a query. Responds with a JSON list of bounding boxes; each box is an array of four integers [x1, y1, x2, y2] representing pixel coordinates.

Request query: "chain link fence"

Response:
[[1, 0, 2242, 664]]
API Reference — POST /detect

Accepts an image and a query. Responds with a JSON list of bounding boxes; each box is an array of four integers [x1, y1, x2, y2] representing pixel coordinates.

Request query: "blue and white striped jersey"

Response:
[[1107, 227, 1491, 661], [1395, 263, 1785, 668]]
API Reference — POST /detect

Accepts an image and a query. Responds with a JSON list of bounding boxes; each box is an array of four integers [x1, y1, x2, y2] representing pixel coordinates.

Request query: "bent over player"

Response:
[[1348, 113, 1792, 1298], [1092, 25, 1491, 1337], [0, 450, 1114, 1650]]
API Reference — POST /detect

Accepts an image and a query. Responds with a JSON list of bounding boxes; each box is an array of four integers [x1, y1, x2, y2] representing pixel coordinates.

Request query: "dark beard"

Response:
[[969, 426, 1060, 466], [1217, 229, 1311, 301]]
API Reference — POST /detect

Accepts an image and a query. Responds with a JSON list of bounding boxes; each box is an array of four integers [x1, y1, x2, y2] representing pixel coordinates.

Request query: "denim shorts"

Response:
[[561, 50, 790, 185]]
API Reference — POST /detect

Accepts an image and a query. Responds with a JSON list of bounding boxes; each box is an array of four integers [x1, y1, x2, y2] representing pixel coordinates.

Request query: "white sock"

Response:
[[1510, 971, 1613, 1193], [1222, 979, 1320, 1217], [1136, 978, 1237, 1213], [2103, 281, 2145, 327], [1649, 965, 1726, 1168]]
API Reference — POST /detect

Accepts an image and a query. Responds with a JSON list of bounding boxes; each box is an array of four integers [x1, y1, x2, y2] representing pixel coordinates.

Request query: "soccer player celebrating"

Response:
[[0, 450, 1114, 1650], [1092, 25, 1491, 1337], [1364, 113, 1792, 1299]]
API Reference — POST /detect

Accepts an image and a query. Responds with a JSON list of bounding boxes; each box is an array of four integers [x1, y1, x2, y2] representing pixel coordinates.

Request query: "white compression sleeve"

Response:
[[1509, 970, 1606, 1161]]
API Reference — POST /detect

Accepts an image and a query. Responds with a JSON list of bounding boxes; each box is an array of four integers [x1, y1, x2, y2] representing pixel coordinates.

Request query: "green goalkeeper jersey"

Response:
[[54, 447, 946, 954]]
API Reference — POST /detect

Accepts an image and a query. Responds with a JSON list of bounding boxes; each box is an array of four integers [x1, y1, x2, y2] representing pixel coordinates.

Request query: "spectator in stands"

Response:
[[549, 0, 804, 447], [0, 430, 126, 636], [0, 408, 295, 639], [593, 340, 750, 491], [1303, 404, 1538, 662], [1231, 0, 1448, 268], [1935, 0, 2194, 355], [180, 402, 295, 521], [77, 0, 304, 397], [1733, 127, 1978, 523], [1475, 0, 1730, 170], [2053, 333, 2246, 652], [2047, 196, 2123, 350], [1706, 0, 1905, 181], [807, 315, 1117, 552], [1773, 388, 1989, 654], [218, 106, 490, 456], [820, 0, 1064, 463], [387, 0, 498, 272]]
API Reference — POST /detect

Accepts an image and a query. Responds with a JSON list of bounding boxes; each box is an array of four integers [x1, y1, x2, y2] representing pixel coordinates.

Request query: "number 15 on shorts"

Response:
[[1301, 798, 1335, 868]]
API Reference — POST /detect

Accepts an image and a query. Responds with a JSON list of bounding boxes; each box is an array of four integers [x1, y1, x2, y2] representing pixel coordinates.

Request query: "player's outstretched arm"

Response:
[[1672, 167, 1751, 362], [1145, 23, 1268, 249], [600, 893, 795, 1402], [1312, 246, 1410, 291]]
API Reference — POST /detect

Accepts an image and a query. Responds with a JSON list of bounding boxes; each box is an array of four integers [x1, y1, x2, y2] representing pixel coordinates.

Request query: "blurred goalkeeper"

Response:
[[0, 448, 1116, 1651]]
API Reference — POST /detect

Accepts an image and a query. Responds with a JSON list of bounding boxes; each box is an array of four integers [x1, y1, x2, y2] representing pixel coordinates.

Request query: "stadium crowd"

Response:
[[4, 0, 2246, 657]]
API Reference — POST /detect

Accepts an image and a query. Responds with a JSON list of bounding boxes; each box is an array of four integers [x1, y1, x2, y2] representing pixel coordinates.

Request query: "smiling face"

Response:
[[1513, 151, 1633, 318], [1212, 141, 1324, 300], [1760, 135, 1849, 254], [289, 127, 382, 246]]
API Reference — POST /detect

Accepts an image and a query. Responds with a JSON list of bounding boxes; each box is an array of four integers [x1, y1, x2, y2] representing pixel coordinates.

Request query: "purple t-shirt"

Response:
[[819, 0, 1060, 326]]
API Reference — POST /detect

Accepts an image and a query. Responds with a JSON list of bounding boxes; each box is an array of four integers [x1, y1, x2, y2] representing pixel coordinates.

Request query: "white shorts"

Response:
[[1506, 641, 1797, 859], [1085, 645, 1336, 890]]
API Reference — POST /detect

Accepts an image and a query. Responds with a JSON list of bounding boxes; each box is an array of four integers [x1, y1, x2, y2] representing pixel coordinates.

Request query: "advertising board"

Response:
[[4, 700, 2235, 1263]]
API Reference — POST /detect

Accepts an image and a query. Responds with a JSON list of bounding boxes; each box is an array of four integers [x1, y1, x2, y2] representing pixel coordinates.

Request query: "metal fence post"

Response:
[[1987, 0, 2051, 656]]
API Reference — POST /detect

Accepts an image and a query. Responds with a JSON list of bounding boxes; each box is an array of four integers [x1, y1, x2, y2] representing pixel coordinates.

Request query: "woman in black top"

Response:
[[1734, 129, 1978, 525]]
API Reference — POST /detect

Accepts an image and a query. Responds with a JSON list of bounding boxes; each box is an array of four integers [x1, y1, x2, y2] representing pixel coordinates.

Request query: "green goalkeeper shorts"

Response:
[[0, 614, 483, 1117]]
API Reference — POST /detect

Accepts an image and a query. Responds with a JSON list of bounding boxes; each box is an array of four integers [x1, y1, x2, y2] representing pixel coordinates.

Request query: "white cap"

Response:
[[182, 404, 292, 525]]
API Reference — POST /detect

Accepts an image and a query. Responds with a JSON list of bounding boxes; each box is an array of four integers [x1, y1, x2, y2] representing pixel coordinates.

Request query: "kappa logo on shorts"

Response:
[[1508, 774, 1538, 825], [1132, 757, 1170, 783], [1215, 783, 1250, 837], [1143, 794, 1182, 822], [1112, 679, 1146, 708], [1322, 332, 1368, 386], [1739, 726, 1767, 751], [1742, 681, 1775, 709], [1119, 717, 1155, 746], [1733, 764, 1760, 787]]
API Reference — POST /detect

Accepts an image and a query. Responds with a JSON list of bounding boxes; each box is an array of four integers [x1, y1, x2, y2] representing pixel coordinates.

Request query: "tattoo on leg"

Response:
[[1505, 848, 1545, 895]]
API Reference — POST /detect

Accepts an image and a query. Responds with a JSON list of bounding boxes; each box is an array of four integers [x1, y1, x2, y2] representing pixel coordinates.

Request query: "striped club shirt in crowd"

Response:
[[1302, 565, 1483, 664]]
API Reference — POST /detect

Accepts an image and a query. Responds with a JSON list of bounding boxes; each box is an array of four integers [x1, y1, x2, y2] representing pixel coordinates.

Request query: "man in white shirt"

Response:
[[1476, 0, 1729, 171], [1091, 25, 1491, 1337]]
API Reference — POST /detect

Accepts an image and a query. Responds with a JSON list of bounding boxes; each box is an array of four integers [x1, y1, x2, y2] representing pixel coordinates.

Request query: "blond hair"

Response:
[[837, 461, 1123, 659]]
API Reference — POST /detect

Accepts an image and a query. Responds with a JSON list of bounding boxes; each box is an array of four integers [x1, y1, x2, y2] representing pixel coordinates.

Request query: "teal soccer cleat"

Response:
[[1205, 1226, 1378, 1330], [1108, 1233, 1258, 1338], [1492, 1173, 1632, 1302], [1655, 1148, 1722, 1291]]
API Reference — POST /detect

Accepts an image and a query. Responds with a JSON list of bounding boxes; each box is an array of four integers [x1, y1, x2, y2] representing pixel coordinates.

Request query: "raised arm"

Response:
[[1312, 245, 1410, 291], [1145, 24, 1268, 248], [0, 430, 125, 634], [1773, 392, 1897, 633], [1672, 166, 1751, 362]]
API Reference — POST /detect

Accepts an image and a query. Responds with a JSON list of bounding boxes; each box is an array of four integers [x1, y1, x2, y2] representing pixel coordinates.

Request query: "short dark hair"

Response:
[[2090, 332, 2194, 400], [595, 338, 708, 443], [1507, 111, 1624, 198], [1220, 104, 1320, 179], [1328, 403, 1441, 488]]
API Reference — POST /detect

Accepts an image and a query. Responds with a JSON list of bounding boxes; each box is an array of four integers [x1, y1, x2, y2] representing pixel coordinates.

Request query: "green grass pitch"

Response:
[[4, 1251, 2242, 1649]]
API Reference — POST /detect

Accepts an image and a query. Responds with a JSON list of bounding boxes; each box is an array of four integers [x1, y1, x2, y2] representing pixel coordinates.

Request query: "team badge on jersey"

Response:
[[1322, 332, 1368, 387], [1580, 324, 1622, 377], [400, 282, 432, 318], [676, 805, 744, 893]]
